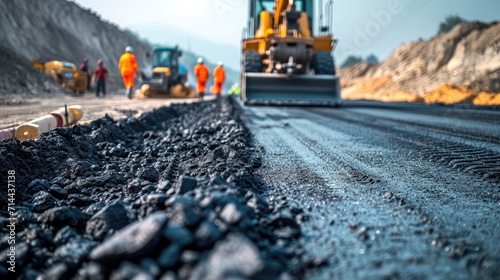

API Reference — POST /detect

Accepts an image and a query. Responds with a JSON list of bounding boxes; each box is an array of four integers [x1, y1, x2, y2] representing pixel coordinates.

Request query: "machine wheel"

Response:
[[244, 51, 263, 73], [312, 51, 336, 75]]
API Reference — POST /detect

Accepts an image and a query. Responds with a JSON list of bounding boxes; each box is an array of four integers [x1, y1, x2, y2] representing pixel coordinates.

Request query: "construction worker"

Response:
[[79, 58, 91, 90], [79, 58, 89, 72], [119, 46, 139, 99], [212, 61, 226, 97], [194, 57, 209, 100], [93, 59, 108, 97]]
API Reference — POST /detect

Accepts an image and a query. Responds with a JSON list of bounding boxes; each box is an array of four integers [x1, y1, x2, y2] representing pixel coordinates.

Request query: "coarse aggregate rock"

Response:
[[190, 233, 276, 280], [89, 211, 168, 263], [0, 97, 306, 279], [30, 191, 58, 213], [38, 206, 89, 230], [85, 200, 135, 241], [53, 236, 97, 265]]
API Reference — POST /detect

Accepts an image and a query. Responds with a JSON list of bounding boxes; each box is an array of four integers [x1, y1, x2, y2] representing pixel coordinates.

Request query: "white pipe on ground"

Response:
[[14, 105, 84, 140]]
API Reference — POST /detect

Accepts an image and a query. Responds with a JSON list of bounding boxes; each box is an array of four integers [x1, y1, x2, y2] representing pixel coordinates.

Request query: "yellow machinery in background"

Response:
[[241, 0, 341, 106], [140, 46, 196, 98], [32, 60, 88, 93]]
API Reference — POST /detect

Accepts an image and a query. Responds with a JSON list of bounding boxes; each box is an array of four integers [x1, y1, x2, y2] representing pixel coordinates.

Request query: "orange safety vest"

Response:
[[214, 66, 226, 83], [194, 64, 209, 82], [119, 52, 138, 76]]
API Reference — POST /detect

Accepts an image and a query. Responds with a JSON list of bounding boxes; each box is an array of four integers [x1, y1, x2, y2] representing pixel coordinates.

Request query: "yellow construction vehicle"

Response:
[[31, 60, 88, 93], [140, 46, 196, 98], [241, 0, 341, 106]]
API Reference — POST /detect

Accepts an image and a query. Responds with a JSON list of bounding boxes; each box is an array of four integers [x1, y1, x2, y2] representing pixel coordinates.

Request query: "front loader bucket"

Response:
[[242, 73, 342, 106]]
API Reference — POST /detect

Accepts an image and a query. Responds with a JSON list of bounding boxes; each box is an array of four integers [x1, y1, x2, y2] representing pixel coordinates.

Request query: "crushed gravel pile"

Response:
[[0, 97, 306, 279]]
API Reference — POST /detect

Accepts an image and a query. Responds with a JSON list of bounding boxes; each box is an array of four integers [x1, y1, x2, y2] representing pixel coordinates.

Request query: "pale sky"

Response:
[[73, 0, 500, 66], [73, 0, 248, 46]]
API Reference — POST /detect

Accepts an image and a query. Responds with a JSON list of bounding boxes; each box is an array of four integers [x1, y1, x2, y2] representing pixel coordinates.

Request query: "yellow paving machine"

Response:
[[241, 0, 341, 106]]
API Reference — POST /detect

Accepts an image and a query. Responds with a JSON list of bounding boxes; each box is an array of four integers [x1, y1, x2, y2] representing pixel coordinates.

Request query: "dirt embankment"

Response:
[[339, 21, 500, 105], [0, 46, 63, 105], [0, 0, 152, 100]]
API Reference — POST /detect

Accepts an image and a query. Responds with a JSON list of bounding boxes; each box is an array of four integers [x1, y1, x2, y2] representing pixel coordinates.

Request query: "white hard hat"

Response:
[[217, 61, 223, 66], [197, 57, 203, 64], [125, 46, 134, 53], [235, 83, 239, 87]]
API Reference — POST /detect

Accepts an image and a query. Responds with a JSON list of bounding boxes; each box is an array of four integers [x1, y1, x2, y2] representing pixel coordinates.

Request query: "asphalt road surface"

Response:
[[243, 101, 500, 279]]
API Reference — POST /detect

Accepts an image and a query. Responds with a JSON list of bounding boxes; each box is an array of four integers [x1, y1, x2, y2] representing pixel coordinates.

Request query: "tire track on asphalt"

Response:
[[247, 105, 499, 279], [247, 108, 475, 279], [339, 107, 500, 144], [306, 107, 500, 183], [291, 107, 500, 278]]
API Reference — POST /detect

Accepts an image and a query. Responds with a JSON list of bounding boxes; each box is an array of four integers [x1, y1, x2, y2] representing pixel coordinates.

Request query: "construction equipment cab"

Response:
[[140, 46, 195, 98], [147, 46, 181, 91], [241, 0, 341, 106]]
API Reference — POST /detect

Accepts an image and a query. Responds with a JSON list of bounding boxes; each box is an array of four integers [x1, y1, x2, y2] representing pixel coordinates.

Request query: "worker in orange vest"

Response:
[[212, 61, 226, 97], [194, 57, 210, 100], [119, 46, 139, 99]]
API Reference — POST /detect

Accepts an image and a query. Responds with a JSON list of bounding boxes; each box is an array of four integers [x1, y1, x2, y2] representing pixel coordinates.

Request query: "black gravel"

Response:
[[0, 97, 306, 279]]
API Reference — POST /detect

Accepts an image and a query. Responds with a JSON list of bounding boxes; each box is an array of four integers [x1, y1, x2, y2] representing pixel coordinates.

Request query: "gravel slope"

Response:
[[2, 97, 499, 279], [0, 97, 306, 279]]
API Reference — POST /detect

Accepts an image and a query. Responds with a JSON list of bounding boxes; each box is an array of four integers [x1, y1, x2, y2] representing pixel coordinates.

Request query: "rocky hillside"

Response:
[[339, 21, 500, 105], [0, 0, 152, 96], [0, 0, 238, 98], [0, 46, 63, 104], [0, 0, 151, 74]]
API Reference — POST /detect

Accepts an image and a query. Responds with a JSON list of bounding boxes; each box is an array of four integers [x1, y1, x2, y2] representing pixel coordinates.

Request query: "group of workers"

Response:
[[80, 46, 137, 98], [81, 46, 229, 100], [193, 57, 226, 99], [79, 58, 109, 97]]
